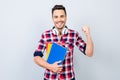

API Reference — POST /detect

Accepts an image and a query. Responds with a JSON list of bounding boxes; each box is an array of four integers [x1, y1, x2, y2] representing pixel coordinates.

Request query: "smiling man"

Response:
[[52, 7, 67, 36], [33, 5, 94, 80]]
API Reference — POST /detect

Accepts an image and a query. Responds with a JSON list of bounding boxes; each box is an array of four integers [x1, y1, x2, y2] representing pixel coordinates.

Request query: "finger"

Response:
[[58, 69, 62, 73], [82, 27, 86, 31], [82, 27, 90, 33], [58, 67, 63, 70], [58, 65, 63, 69], [57, 69, 62, 73], [82, 29, 86, 33]]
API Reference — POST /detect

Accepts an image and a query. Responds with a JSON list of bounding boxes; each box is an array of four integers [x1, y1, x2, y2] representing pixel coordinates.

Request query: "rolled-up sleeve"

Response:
[[75, 32, 86, 55], [34, 33, 46, 57]]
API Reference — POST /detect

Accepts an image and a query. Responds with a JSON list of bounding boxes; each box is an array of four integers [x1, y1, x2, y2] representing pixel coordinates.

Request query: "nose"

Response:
[[57, 17, 62, 22]]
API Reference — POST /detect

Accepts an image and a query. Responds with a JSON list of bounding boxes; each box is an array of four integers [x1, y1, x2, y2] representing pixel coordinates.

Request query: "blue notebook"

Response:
[[47, 42, 67, 64]]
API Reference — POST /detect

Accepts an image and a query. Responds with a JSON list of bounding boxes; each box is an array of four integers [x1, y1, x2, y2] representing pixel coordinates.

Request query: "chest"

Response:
[[45, 34, 75, 50]]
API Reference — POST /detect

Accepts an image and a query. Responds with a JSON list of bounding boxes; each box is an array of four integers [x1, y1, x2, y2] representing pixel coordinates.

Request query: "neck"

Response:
[[56, 27, 64, 36], [58, 30, 62, 36]]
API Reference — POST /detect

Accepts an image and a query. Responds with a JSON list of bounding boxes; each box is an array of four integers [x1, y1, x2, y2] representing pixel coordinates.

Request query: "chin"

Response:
[[56, 26, 65, 29], [57, 27, 64, 29]]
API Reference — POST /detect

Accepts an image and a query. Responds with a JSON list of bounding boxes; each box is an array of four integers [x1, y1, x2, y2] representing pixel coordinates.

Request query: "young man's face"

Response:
[[52, 10, 67, 29]]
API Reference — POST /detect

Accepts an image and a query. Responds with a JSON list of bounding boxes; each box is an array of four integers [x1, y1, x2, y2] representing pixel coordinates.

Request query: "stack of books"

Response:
[[46, 42, 67, 64]]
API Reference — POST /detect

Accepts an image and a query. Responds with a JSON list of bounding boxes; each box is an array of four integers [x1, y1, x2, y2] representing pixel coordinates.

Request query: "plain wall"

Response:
[[0, 0, 120, 80]]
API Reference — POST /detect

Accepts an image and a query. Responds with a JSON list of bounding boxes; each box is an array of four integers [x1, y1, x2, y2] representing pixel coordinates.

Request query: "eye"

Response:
[[60, 15, 64, 18], [54, 16, 58, 19]]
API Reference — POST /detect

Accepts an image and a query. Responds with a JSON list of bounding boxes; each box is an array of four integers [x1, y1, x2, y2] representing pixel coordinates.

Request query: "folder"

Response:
[[46, 42, 67, 64], [46, 42, 52, 60]]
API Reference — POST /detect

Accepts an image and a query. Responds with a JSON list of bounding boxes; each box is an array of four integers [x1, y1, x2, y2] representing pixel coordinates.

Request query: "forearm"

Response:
[[34, 56, 52, 70], [85, 34, 94, 57], [34, 56, 63, 73]]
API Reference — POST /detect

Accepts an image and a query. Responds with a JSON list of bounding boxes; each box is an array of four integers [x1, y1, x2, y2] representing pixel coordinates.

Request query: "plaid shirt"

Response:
[[34, 28, 86, 80]]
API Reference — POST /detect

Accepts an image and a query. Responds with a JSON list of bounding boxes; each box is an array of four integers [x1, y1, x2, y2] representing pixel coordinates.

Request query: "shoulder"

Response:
[[42, 29, 52, 35], [39, 29, 52, 39], [68, 28, 78, 34], [67, 28, 81, 38]]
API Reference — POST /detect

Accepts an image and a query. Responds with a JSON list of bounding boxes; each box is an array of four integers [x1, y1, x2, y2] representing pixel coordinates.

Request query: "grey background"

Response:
[[0, 0, 120, 80]]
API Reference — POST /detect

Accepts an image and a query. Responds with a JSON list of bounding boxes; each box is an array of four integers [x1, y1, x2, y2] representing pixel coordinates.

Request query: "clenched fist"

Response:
[[82, 26, 90, 36]]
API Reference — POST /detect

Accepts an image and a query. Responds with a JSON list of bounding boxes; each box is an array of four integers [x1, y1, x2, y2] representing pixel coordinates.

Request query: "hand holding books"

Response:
[[49, 60, 63, 73]]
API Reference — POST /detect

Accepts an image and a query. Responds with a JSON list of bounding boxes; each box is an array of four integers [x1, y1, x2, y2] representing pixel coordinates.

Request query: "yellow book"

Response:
[[46, 43, 52, 60]]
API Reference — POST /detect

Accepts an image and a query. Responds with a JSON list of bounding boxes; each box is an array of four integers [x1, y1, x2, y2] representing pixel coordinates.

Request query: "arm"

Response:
[[82, 26, 94, 57], [34, 33, 63, 73], [34, 56, 51, 70], [34, 56, 63, 73]]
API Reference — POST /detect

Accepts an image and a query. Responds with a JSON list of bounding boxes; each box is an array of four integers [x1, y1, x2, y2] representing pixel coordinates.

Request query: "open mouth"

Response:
[[56, 22, 64, 28]]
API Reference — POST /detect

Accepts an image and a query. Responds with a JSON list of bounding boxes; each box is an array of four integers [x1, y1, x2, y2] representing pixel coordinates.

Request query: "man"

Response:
[[34, 5, 94, 80]]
